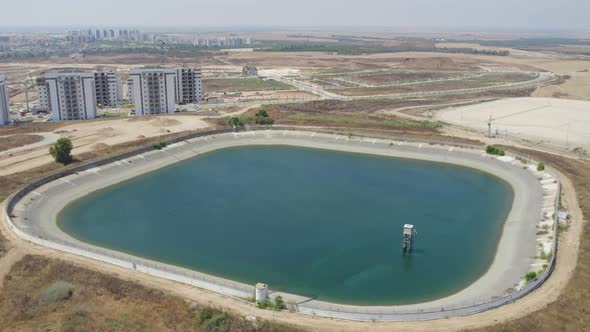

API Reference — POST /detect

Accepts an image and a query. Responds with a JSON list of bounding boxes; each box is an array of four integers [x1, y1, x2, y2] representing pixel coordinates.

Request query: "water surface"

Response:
[[59, 145, 513, 305]]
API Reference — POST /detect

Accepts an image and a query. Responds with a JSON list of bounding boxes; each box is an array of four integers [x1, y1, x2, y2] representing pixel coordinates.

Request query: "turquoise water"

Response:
[[58, 146, 514, 305]]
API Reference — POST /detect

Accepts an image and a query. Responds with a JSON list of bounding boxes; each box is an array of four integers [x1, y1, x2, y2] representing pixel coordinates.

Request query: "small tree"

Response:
[[253, 109, 274, 125], [227, 117, 244, 128], [49, 138, 73, 165], [273, 296, 286, 310], [255, 110, 269, 118], [537, 162, 545, 171], [525, 271, 537, 282]]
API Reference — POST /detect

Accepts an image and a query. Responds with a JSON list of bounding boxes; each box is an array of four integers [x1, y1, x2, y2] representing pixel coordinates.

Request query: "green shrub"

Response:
[[486, 145, 505, 156], [227, 116, 244, 128], [257, 297, 286, 311], [202, 313, 228, 330], [49, 138, 73, 165], [537, 162, 545, 171], [558, 223, 569, 232], [41, 281, 74, 302], [525, 271, 537, 282], [274, 296, 286, 310]]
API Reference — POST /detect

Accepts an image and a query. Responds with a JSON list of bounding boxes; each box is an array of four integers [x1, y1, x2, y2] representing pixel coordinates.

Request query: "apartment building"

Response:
[[45, 71, 97, 121], [129, 67, 176, 115], [175, 67, 203, 104], [35, 77, 50, 112], [94, 70, 120, 107], [0, 75, 10, 125]]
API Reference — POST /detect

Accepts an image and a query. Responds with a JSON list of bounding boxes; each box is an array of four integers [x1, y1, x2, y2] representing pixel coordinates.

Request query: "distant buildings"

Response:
[[193, 36, 252, 48], [0, 75, 10, 125], [129, 67, 177, 115], [175, 67, 203, 104], [242, 65, 258, 77], [94, 70, 122, 108], [44, 70, 97, 121], [66, 28, 150, 44]]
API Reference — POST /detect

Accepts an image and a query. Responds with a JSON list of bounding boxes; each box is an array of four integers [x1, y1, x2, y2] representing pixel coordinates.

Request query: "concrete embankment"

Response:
[[6, 129, 552, 321]]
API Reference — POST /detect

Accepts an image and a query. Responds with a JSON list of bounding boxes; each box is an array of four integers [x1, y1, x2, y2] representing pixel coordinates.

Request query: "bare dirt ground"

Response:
[[438, 97, 590, 153], [0, 47, 589, 330], [0, 134, 42, 152], [0, 115, 209, 176]]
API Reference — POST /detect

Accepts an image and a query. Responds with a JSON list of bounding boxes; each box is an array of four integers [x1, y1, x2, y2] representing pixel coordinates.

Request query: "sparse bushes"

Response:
[[41, 281, 74, 302], [253, 110, 274, 125], [49, 138, 73, 165], [486, 145, 505, 156], [226, 111, 274, 128], [256, 296, 286, 311], [537, 162, 545, 171], [153, 141, 167, 150], [227, 116, 244, 128], [525, 271, 538, 283]]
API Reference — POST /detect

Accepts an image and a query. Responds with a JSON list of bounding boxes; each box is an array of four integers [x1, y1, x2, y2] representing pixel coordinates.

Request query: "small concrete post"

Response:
[[255, 283, 268, 302]]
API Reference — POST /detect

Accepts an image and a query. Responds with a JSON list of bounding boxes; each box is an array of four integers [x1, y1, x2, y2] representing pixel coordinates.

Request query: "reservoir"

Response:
[[58, 145, 514, 305]]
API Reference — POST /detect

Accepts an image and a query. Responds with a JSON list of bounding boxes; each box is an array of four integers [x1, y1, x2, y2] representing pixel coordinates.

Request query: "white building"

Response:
[[175, 67, 203, 104], [129, 67, 176, 115], [94, 70, 120, 107], [0, 75, 10, 125], [45, 70, 97, 121]]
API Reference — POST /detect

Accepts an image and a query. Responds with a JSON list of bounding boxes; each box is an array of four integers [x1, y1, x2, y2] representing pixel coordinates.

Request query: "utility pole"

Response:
[[24, 73, 32, 113], [487, 114, 494, 137], [566, 122, 570, 147]]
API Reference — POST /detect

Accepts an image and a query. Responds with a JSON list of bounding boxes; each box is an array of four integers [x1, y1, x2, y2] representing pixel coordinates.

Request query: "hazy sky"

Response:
[[2, 0, 589, 30]]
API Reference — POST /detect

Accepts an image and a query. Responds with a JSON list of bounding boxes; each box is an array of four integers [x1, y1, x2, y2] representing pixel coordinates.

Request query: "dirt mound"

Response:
[[0, 135, 43, 152], [151, 118, 181, 127], [91, 143, 109, 151], [400, 57, 459, 70], [127, 116, 152, 122]]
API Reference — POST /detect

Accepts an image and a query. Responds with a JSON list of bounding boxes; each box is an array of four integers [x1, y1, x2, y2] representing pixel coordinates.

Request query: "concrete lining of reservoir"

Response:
[[5, 129, 552, 321]]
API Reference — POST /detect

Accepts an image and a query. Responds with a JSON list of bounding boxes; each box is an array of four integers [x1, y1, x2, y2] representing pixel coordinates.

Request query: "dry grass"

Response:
[[356, 71, 460, 84], [0, 135, 43, 152], [0, 122, 67, 136], [203, 78, 292, 92], [472, 146, 590, 332], [332, 74, 534, 96], [0, 255, 303, 332]]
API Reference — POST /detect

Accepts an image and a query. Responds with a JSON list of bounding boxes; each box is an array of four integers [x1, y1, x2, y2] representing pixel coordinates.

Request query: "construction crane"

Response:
[[158, 40, 168, 65]]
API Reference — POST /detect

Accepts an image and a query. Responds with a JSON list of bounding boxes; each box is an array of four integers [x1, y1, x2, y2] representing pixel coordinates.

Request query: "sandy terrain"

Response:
[[438, 97, 590, 152], [0, 115, 209, 176]]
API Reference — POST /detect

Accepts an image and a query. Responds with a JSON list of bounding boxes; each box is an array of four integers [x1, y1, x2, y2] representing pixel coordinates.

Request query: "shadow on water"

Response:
[[400, 248, 426, 272]]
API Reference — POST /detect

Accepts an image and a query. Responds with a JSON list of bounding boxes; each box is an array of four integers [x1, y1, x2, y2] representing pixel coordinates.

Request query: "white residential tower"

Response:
[[0, 75, 10, 125], [45, 70, 97, 121], [129, 67, 176, 115]]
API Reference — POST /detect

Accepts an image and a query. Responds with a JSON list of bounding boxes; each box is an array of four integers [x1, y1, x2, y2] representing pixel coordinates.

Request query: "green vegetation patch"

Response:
[[257, 296, 286, 311], [287, 114, 442, 129], [203, 78, 292, 92], [486, 145, 505, 156]]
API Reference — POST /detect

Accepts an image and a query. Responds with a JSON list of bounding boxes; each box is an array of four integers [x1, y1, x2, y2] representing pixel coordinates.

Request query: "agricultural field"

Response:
[[327, 72, 537, 96], [203, 78, 293, 92], [354, 70, 463, 85]]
